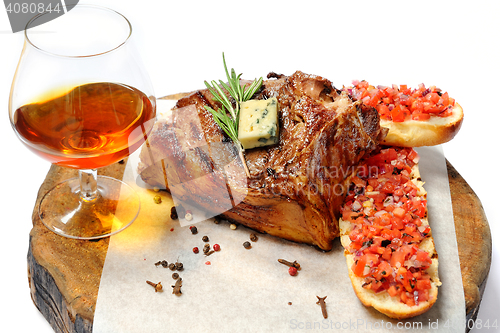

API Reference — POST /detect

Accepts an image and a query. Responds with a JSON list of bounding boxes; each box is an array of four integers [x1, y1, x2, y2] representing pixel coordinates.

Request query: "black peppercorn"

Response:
[[170, 206, 178, 220], [249, 233, 258, 242], [202, 235, 209, 242], [161, 260, 168, 268], [190, 226, 198, 234], [243, 241, 251, 249], [172, 273, 179, 280], [175, 262, 183, 271], [168, 263, 176, 271]]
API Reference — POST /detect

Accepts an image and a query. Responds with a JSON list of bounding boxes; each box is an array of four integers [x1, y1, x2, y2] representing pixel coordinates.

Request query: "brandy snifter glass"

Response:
[[9, 5, 156, 239]]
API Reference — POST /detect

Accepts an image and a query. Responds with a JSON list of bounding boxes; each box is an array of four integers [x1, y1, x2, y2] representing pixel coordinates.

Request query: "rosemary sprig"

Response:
[[204, 53, 263, 177]]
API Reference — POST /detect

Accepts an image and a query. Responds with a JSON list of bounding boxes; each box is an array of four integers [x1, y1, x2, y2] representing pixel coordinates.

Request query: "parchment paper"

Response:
[[93, 100, 465, 332]]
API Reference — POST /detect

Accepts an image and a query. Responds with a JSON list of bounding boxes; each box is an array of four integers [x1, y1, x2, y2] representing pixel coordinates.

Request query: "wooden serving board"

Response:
[[27, 160, 492, 333]]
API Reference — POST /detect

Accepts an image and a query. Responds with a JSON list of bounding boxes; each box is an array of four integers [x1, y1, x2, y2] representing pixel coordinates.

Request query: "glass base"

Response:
[[38, 176, 140, 240]]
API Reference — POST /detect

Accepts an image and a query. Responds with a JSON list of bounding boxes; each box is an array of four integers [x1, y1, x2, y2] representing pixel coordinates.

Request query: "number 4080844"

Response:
[[6, 2, 62, 14]]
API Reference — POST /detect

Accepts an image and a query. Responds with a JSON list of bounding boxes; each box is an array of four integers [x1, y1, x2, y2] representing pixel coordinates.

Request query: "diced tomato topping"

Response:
[[388, 285, 399, 297], [342, 147, 434, 306], [348, 81, 455, 122], [352, 255, 368, 276]]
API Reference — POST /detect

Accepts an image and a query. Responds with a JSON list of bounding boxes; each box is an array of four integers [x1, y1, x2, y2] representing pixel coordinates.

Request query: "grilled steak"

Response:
[[138, 71, 386, 250]]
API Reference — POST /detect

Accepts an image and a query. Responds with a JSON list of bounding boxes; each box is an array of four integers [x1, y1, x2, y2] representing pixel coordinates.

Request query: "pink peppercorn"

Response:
[[288, 266, 298, 276], [213, 244, 220, 251], [193, 247, 199, 254]]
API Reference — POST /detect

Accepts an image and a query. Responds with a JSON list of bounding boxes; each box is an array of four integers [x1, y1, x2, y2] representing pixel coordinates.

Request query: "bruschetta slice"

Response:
[[348, 81, 463, 147], [339, 147, 441, 319]]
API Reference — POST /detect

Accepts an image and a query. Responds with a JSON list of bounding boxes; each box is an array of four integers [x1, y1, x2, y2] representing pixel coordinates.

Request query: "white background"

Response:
[[1, 0, 498, 332]]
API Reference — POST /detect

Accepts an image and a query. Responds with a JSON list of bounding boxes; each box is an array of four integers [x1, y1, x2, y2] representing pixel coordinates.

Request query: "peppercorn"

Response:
[[249, 233, 258, 242], [190, 226, 198, 234], [172, 273, 179, 280], [170, 206, 178, 220], [154, 195, 162, 204], [193, 247, 199, 254], [161, 260, 168, 268], [202, 235, 209, 242], [288, 266, 298, 276], [213, 244, 220, 251], [243, 241, 251, 249], [203, 244, 211, 254], [168, 263, 176, 271], [175, 262, 183, 271]]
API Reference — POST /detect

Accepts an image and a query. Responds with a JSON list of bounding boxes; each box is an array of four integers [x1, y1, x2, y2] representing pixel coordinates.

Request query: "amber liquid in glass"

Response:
[[13, 82, 155, 169]]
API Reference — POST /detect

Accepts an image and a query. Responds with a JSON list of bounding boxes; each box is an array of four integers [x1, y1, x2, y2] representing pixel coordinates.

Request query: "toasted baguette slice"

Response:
[[339, 147, 441, 319], [381, 103, 463, 147], [347, 81, 464, 147]]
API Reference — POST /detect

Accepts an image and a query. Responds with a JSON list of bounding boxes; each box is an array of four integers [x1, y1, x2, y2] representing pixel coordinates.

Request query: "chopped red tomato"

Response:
[[348, 81, 455, 122], [342, 147, 434, 306], [352, 255, 368, 276]]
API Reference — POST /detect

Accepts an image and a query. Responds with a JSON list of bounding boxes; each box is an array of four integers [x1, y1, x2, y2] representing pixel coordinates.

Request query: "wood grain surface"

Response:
[[27, 160, 491, 333]]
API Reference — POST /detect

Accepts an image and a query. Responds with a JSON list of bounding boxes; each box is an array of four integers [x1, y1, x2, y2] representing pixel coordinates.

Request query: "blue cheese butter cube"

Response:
[[238, 98, 279, 149]]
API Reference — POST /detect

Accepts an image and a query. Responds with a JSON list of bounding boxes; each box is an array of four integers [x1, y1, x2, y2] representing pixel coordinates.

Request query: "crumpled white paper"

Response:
[[93, 100, 465, 333]]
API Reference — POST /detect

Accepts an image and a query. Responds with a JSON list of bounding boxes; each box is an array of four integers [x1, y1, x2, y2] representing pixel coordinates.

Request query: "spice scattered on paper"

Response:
[[278, 259, 301, 270], [189, 226, 198, 234], [146, 281, 163, 293], [153, 195, 162, 204], [170, 207, 178, 220], [172, 278, 182, 296], [316, 296, 328, 319]]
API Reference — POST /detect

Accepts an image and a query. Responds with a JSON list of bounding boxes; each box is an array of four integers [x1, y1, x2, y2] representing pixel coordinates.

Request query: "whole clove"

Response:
[[172, 278, 182, 296], [278, 259, 301, 270], [316, 296, 328, 319], [146, 280, 163, 292]]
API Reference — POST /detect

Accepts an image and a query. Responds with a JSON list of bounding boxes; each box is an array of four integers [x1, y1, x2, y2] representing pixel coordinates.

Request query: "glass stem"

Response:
[[79, 169, 99, 202]]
